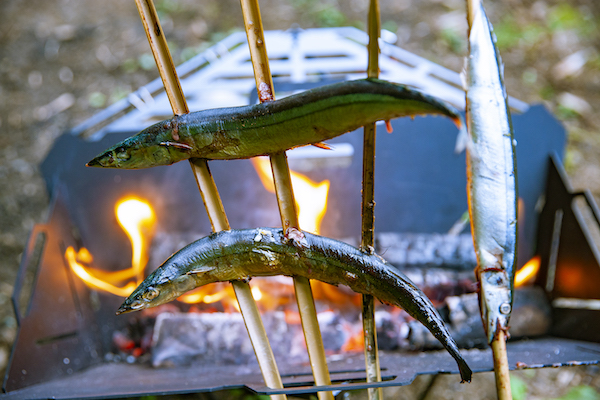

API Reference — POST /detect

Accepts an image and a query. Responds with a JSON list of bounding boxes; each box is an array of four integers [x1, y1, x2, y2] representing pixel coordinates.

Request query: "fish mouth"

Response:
[[85, 156, 103, 167], [115, 305, 132, 315]]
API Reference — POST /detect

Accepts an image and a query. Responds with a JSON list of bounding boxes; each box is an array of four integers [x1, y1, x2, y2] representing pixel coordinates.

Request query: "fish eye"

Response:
[[115, 147, 130, 161], [143, 287, 160, 301]]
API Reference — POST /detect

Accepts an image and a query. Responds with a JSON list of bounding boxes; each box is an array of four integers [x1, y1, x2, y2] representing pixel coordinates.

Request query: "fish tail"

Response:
[[458, 357, 473, 383]]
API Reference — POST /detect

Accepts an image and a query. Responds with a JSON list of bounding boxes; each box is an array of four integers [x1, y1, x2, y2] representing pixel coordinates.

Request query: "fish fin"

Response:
[[186, 266, 215, 275], [385, 120, 393, 133], [458, 358, 473, 383], [312, 142, 332, 150], [160, 141, 193, 151]]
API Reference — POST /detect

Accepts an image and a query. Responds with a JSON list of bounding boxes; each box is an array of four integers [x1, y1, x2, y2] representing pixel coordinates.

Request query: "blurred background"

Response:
[[0, 0, 599, 398]]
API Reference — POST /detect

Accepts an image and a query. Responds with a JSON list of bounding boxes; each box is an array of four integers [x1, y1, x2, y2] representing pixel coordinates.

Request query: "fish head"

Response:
[[116, 281, 169, 315], [116, 265, 201, 315], [116, 244, 220, 315], [86, 119, 190, 169]]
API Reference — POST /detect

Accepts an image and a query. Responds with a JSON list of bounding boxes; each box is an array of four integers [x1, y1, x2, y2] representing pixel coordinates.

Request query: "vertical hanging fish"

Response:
[[465, 3, 518, 344]]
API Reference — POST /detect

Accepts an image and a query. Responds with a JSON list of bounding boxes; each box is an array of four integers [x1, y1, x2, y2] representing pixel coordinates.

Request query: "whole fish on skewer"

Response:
[[464, 2, 518, 344], [87, 79, 464, 169], [117, 227, 473, 383]]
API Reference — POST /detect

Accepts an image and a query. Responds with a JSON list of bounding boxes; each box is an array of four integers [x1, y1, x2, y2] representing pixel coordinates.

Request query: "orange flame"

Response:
[[514, 256, 541, 287], [251, 157, 330, 234], [177, 283, 241, 312], [66, 196, 156, 297], [177, 280, 268, 311], [341, 328, 364, 352], [65, 246, 138, 296]]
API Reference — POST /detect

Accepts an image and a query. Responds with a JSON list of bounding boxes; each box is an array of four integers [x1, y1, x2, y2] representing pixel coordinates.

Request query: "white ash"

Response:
[[408, 287, 551, 349], [152, 312, 290, 368], [375, 232, 477, 270]]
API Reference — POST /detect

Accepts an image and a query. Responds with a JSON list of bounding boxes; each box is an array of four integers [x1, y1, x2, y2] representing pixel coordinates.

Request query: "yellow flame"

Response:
[[514, 256, 541, 287], [177, 284, 241, 311], [66, 246, 137, 297], [66, 196, 156, 297], [251, 285, 263, 301], [251, 157, 330, 234], [115, 197, 156, 282]]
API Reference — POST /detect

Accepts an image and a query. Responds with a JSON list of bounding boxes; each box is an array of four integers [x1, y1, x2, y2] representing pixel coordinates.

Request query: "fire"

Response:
[[115, 197, 156, 282], [514, 256, 541, 287], [178, 280, 269, 311], [178, 283, 237, 308], [65, 247, 138, 296], [341, 328, 364, 352], [251, 285, 263, 301], [251, 156, 330, 234], [249, 156, 341, 317], [66, 196, 156, 297]]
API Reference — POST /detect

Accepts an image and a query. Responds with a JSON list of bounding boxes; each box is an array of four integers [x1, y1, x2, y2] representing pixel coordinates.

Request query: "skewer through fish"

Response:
[[87, 79, 464, 169], [465, 2, 518, 344], [117, 227, 473, 383]]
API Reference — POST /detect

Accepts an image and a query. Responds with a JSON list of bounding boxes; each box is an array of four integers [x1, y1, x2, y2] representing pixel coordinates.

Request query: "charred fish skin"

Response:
[[87, 78, 464, 169], [466, 4, 518, 344], [117, 227, 472, 383]]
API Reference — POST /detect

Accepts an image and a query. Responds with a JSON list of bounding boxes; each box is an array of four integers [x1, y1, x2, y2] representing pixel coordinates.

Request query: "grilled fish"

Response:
[[87, 79, 463, 169], [117, 227, 472, 382]]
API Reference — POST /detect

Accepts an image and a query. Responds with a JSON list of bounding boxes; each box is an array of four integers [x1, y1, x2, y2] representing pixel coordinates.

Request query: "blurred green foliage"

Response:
[[441, 28, 465, 54], [109, 86, 130, 104], [88, 92, 107, 108], [554, 385, 600, 400], [289, 0, 347, 27], [139, 53, 158, 71], [494, 3, 595, 51], [510, 375, 528, 400], [547, 4, 596, 35]]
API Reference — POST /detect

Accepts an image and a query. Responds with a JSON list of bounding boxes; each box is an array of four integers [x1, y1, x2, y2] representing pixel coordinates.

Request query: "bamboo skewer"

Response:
[[239, 1, 334, 399], [491, 330, 512, 400], [133, 0, 188, 115], [132, 2, 286, 399], [466, 1, 512, 399], [361, 1, 383, 399]]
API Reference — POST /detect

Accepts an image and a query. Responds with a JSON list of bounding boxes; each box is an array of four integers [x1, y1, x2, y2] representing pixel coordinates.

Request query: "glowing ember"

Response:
[[251, 156, 330, 234], [514, 256, 541, 287], [341, 327, 364, 352], [65, 196, 156, 297]]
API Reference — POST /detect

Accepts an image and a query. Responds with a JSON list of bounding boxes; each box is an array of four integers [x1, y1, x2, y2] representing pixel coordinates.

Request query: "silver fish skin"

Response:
[[117, 228, 472, 383], [465, 3, 518, 344]]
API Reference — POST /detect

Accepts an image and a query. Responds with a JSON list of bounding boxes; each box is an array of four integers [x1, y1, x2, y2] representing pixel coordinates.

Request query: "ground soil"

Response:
[[1, 0, 599, 398]]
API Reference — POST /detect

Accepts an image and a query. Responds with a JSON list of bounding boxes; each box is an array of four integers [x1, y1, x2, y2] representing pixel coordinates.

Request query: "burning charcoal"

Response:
[[375, 232, 477, 270], [445, 293, 488, 349], [375, 310, 410, 350], [508, 286, 552, 337], [407, 287, 552, 350], [317, 311, 350, 352], [112, 330, 135, 353], [151, 312, 290, 367]]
